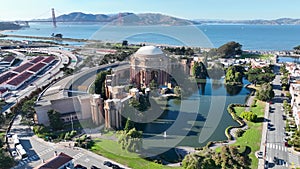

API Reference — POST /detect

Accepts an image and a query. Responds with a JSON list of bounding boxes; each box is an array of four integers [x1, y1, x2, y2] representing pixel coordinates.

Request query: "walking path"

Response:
[[258, 102, 269, 169], [209, 96, 254, 149]]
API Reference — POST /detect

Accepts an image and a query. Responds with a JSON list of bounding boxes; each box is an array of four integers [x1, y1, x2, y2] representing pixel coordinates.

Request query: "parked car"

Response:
[[103, 161, 113, 167], [11, 151, 17, 157], [75, 164, 87, 169], [257, 151, 263, 159], [91, 165, 100, 169], [112, 164, 122, 169], [264, 160, 269, 168], [284, 141, 289, 147], [282, 115, 286, 120], [273, 157, 279, 165]]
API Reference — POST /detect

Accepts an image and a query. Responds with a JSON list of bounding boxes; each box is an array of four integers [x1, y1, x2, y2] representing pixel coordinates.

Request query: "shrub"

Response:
[[64, 132, 71, 140], [235, 129, 245, 137], [70, 130, 77, 138], [240, 111, 257, 122]]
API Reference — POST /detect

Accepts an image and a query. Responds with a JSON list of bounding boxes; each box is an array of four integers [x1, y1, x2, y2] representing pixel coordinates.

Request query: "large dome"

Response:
[[135, 46, 163, 56]]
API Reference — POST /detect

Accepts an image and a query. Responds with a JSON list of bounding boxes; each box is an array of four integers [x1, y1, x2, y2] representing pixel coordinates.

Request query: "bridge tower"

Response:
[[118, 13, 123, 25], [51, 8, 57, 28]]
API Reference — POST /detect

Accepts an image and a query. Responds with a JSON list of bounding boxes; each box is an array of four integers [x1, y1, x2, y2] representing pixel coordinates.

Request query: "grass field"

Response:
[[233, 100, 266, 169], [90, 138, 181, 169], [241, 53, 273, 60]]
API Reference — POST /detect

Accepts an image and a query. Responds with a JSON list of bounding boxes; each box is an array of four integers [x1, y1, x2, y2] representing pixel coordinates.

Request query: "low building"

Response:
[[0, 55, 15, 67], [34, 152, 73, 169], [35, 94, 103, 126]]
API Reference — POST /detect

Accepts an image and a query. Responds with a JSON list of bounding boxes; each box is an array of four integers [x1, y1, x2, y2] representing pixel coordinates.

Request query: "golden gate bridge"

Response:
[[14, 8, 124, 28]]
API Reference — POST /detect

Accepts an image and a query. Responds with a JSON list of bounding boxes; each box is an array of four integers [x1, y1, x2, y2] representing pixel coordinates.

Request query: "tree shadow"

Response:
[[254, 117, 267, 123]]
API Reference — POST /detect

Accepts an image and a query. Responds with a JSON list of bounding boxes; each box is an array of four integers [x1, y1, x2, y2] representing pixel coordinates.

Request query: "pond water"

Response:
[[136, 78, 252, 161]]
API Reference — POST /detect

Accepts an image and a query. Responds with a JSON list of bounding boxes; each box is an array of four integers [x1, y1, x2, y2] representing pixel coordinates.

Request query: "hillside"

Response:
[[0, 22, 22, 30], [194, 18, 300, 25], [39, 12, 193, 26]]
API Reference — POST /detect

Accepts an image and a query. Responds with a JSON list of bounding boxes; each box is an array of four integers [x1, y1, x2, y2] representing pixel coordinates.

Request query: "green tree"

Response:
[[246, 67, 275, 85], [182, 153, 202, 169], [294, 45, 300, 54], [94, 71, 109, 99], [192, 62, 208, 79], [21, 99, 36, 118], [217, 41, 242, 58], [149, 79, 158, 89], [0, 149, 15, 169], [225, 66, 244, 84], [47, 110, 63, 131], [0, 113, 5, 127], [118, 128, 142, 152], [240, 111, 258, 122], [174, 86, 182, 96], [124, 118, 134, 133], [256, 83, 275, 101], [280, 64, 289, 75]]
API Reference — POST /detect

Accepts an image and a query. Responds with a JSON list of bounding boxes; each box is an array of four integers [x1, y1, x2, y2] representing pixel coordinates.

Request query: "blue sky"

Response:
[[1, 0, 300, 21]]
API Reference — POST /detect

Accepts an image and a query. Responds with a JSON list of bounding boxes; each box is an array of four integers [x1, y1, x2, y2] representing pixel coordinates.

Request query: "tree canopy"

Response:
[[182, 145, 250, 169], [240, 111, 257, 122], [225, 65, 245, 85], [47, 109, 63, 131], [246, 66, 275, 85], [94, 70, 110, 99], [256, 83, 274, 101], [192, 61, 208, 79], [118, 128, 142, 152], [217, 41, 242, 58]]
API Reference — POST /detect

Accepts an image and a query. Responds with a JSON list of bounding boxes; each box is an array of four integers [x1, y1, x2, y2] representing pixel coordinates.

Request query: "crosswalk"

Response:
[[12, 147, 56, 169], [12, 152, 87, 169], [12, 155, 39, 169], [266, 156, 289, 167], [73, 152, 85, 160], [266, 143, 288, 152], [37, 147, 55, 156]]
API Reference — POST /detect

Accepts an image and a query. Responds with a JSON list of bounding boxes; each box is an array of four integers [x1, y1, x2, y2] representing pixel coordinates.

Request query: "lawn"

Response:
[[232, 100, 266, 169], [90, 138, 181, 169], [240, 53, 273, 60]]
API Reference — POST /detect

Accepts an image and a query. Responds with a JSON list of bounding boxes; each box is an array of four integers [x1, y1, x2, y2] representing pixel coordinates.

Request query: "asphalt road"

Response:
[[265, 65, 300, 168], [9, 115, 129, 169]]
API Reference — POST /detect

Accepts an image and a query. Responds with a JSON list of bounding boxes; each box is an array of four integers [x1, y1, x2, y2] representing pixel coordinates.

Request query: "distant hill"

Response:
[[37, 12, 193, 26], [194, 18, 300, 25], [0, 22, 22, 30]]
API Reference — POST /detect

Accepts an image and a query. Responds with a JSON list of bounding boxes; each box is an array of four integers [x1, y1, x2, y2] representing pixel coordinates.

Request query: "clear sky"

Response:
[[1, 0, 300, 21]]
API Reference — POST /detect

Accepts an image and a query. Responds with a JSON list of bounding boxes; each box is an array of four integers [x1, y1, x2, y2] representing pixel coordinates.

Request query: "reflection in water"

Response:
[[225, 84, 243, 96], [197, 80, 207, 95], [212, 79, 223, 90]]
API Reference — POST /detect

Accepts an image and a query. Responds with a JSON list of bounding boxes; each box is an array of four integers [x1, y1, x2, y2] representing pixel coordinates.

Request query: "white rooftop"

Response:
[[135, 46, 163, 55]]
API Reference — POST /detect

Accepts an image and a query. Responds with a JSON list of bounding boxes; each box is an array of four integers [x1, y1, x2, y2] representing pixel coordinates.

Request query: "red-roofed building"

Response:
[[30, 56, 45, 64], [28, 62, 47, 74], [42, 56, 56, 64], [0, 71, 18, 85], [0, 88, 9, 98], [34, 152, 73, 169], [5, 71, 33, 90], [12, 62, 34, 73], [0, 55, 15, 67]]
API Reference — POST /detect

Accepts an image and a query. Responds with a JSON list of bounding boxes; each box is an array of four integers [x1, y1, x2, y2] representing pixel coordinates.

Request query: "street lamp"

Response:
[[71, 114, 74, 131]]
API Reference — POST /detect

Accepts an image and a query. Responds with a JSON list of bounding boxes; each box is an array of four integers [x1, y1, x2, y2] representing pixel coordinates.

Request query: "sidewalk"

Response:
[[258, 102, 269, 169]]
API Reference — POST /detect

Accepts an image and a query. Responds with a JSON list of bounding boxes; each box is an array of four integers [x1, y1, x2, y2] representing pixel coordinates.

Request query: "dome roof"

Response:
[[135, 46, 163, 56]]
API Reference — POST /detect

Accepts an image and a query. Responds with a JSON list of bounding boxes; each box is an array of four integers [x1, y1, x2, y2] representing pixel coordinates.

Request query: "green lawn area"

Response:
[[232, 100, 266, 169], [234, 107, 246, 115], [240, 53, 273, 60], [90, 138, 181, 169]]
